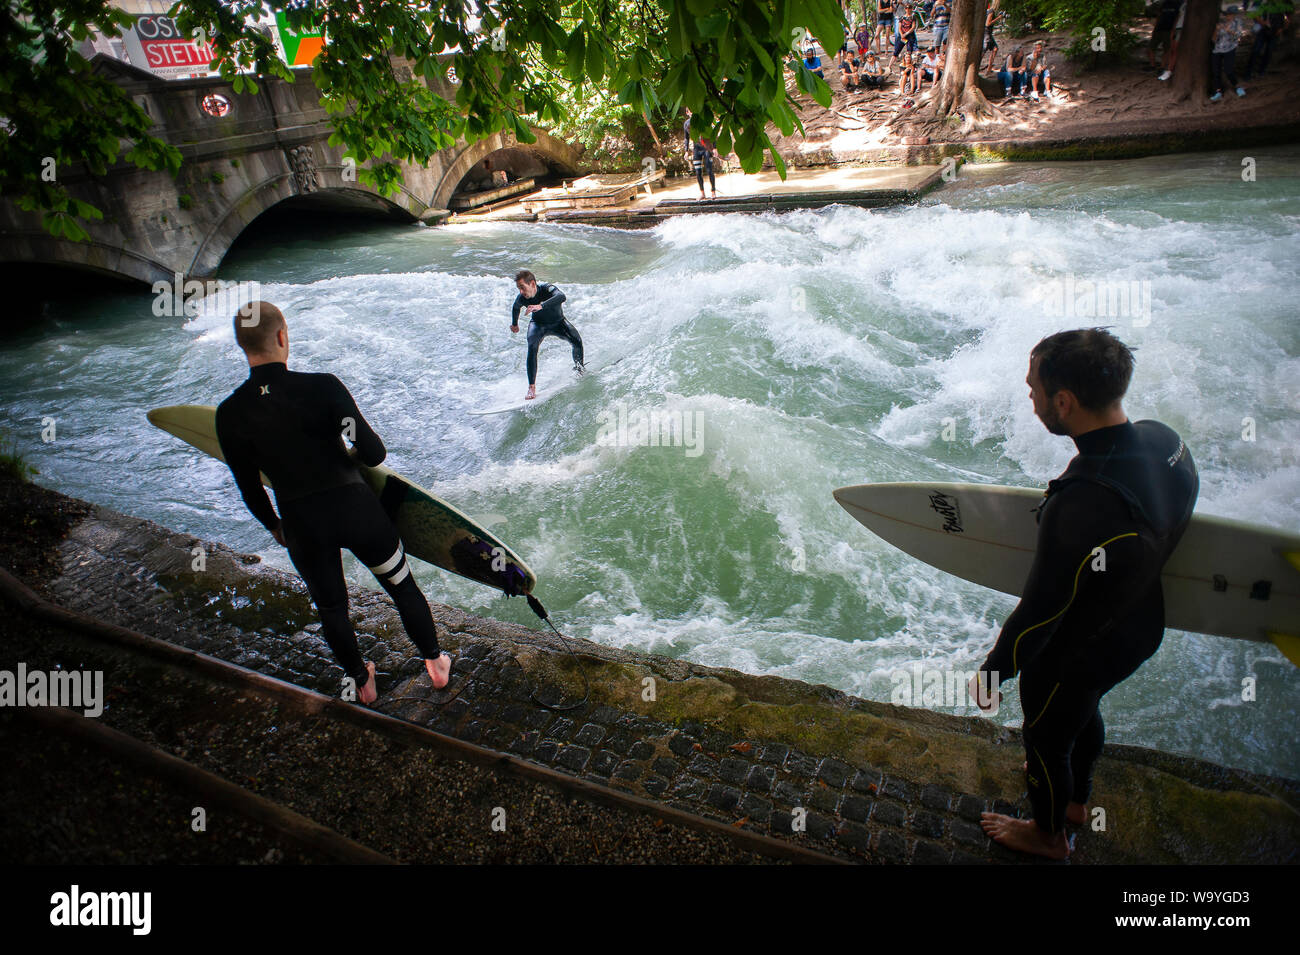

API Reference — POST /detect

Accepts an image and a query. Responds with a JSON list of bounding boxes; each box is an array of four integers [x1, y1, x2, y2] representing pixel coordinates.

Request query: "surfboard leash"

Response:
[[515, 594, 592, 712]]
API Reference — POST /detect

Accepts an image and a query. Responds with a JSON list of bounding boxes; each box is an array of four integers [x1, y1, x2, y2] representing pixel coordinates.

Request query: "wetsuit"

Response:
[[980, 420, 1198, 833], [215, 363, 441, 687], [511, 283, 583, 386], [693, 139, 717, 194]]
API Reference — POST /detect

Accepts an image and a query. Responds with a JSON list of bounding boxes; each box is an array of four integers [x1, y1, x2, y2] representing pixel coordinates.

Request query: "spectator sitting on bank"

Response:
[[1210, 6, 1249, 100], [999, 45, 1031, 97], [898, 49, 920, 95], [803, 43, 826, 79], [1244, 5, 1291, 79], [839, 39, 863, 90], [1028, 40, 1054, 100], [861, 51, 887, 88], [920, 46, 942, 85], [931, 0, 952, 49]]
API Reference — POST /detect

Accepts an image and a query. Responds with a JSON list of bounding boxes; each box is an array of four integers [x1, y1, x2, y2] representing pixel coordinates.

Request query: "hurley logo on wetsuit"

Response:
[[1167, 438, 1186, 467]]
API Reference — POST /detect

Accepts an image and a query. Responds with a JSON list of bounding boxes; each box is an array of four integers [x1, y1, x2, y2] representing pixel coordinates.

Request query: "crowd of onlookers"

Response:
[[795, 1, 1057, 103], [793, 0, 1293, 108]]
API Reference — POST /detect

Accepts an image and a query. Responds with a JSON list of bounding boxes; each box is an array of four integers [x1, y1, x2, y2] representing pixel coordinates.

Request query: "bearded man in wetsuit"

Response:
[[971, 328, 1198, 859], [215, 301, 452, 705], [510, 269, 584, 400]]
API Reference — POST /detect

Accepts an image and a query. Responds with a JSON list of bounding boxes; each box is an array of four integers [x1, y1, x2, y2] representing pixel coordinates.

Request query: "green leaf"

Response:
[[739, 21, 775, 75], [565, 28, 586, 82], [719, 25, 737, 64], [585, 36, 604, 82], [808, 72, 832, 108], [696, 12, 728, 37], [769, 144, 787, 179]]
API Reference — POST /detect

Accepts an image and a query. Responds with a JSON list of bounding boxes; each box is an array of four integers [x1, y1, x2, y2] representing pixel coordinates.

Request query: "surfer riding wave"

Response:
[[510, 269, 584, 400]]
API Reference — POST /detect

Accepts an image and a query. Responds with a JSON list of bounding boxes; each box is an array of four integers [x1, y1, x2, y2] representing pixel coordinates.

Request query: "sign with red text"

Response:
[[123, 15, 219, 78]]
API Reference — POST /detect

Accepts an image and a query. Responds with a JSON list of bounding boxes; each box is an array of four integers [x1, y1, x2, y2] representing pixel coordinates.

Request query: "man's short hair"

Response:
[[515, 269, 536, 285], [233, 301, 286, 355], [1031, 328, 1134, 411]]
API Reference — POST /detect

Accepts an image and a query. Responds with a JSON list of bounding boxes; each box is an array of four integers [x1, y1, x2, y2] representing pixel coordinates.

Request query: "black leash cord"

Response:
[[519, 594, 591, 712]]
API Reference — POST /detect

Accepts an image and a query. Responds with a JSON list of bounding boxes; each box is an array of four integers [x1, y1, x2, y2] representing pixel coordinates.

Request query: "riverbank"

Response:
[[771, 21, 1300, 165], [3, 472, 1296, 864], [447, 163, 952, 225]]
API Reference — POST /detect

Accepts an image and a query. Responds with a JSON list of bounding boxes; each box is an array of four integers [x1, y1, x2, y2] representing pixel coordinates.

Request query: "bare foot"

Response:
[[980, 812, 1069, 859], [426, 652, 452, 690], [525, 385, 536, 400], [1066, 802, 1086, 826], [358, 661, 377, 705]]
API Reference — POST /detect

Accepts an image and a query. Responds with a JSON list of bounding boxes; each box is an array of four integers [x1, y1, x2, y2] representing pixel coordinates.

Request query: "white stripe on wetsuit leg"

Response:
[[370, 544, 404, 576], [386, 560, 410, 586]]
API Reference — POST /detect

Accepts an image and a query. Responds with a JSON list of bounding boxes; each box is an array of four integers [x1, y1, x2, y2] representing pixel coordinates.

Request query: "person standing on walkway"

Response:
[[216, 301, 452, 706], [692, 135, 720, 200], [972, 329, 1198, 859], [1210, 6, 1248, 100]]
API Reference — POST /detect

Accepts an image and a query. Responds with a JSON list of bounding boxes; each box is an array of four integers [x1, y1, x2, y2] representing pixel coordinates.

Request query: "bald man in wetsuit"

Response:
[[510, 269, 584, 400], [971, 328, 1198, 859], [215, 301, 452, 705]]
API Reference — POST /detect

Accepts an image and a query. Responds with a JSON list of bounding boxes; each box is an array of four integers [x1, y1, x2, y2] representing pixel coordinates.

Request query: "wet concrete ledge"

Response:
[[447, 165, 952, 228], [27, 496, 1300, 864]]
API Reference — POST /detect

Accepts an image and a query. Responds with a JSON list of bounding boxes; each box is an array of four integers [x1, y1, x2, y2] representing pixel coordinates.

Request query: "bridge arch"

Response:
[[430, 128, 583, 211], [189, 169, 420, 278]]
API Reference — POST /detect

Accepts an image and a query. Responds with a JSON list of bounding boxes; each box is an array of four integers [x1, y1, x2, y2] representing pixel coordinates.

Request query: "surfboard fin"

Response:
[[1267, 631, 1300, 668]]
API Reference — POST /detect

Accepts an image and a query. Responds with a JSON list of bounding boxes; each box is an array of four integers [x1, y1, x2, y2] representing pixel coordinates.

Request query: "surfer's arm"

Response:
[[215, 406, 280, 533], [537, 284, 566, 313], [510, 294, 524, 328], [981, 489, 1098, 680], [328, 375, 386, 467]]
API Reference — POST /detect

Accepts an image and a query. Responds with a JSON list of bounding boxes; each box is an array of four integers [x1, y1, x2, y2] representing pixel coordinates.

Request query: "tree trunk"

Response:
[[643, 114, 664, 156], [1170, 0, 1218, 103], [930, 0, 995, 121]]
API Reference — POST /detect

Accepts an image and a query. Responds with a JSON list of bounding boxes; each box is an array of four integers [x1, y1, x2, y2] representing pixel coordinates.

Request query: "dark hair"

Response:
[[233, 301, 286, 356], [514, 269, 535, 284], [1030, 328, 1134, 411]]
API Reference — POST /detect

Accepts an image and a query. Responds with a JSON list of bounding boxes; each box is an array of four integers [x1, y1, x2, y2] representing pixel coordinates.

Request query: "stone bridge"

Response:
[[0, 56, 585, 287]]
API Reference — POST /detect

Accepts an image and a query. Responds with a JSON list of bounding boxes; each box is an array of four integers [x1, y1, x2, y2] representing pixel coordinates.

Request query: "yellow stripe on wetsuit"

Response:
[[1010, 532, 1139, 675]]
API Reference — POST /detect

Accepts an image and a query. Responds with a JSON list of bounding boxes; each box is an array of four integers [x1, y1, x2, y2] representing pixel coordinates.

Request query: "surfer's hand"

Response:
[[510, 324, 519, 334], [271, 523, 286, 547], [526, 304, 541, 314]]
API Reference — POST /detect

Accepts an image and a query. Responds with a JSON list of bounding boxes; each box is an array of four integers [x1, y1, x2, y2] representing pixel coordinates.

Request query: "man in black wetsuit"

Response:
[[971, 328, 1198, 859], [215, 301, 451, 705], [509, 269, 583, 400]]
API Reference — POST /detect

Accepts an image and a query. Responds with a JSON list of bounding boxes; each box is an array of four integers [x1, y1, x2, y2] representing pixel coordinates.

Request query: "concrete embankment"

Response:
[[4, 482, 1299, 864]]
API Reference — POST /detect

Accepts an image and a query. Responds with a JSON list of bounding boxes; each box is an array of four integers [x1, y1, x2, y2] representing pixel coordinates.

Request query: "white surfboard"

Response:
[[147, 405, 537, 597], [833, 482, 1300, 664], [470, 357, 624, 416]]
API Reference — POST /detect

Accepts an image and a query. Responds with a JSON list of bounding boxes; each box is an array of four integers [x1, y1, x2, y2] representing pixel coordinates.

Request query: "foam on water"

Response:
[[3, 148, 1297, 777]]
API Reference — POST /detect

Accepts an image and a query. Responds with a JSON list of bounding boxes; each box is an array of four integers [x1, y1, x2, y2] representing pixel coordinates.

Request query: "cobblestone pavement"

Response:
[[43, 505, 1300, 865]]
